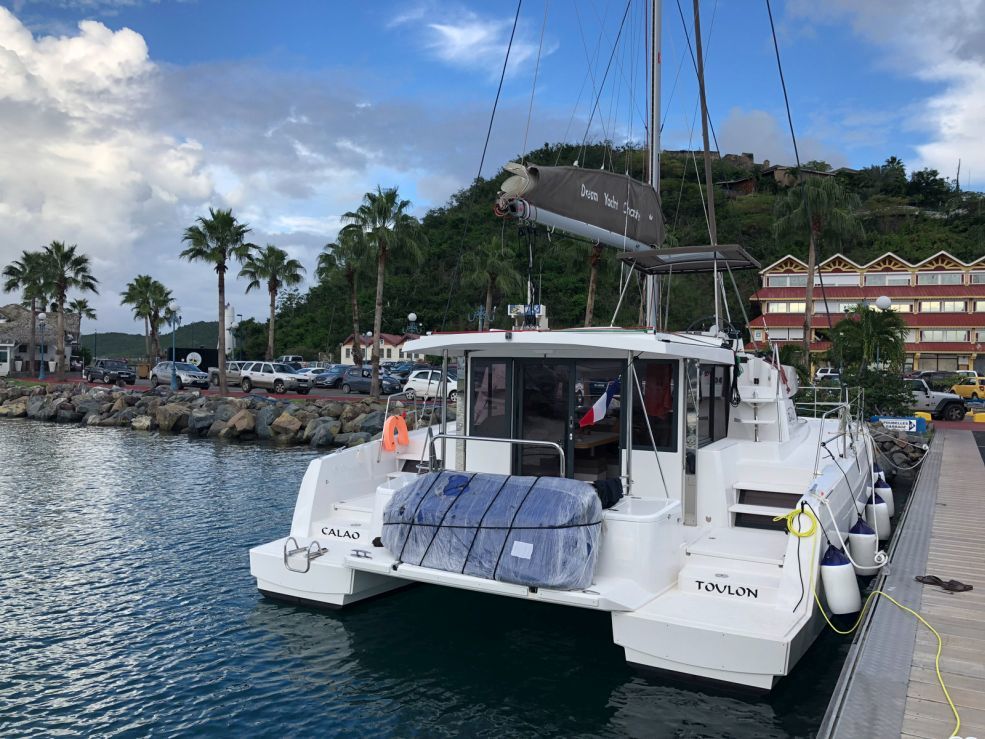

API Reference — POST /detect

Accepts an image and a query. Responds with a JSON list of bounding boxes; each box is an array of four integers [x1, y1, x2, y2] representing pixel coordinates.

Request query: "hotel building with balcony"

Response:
[[747, 250, 985, 374]]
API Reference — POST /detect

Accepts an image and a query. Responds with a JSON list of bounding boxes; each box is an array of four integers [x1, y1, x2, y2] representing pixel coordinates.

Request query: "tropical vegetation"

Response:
[[340, 186, 426, 397], [181, 208, 254, 395], [120, 275, 173, 363], [240, 245, 305, 360], [39, 241, 99, 375]]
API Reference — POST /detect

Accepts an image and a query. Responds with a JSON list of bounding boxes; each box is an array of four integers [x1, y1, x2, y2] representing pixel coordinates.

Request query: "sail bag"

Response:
[[382, 471, 602, 590]]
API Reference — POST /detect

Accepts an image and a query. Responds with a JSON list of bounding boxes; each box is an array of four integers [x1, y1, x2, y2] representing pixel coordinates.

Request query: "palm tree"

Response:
[[39, 241, 99, 376], [340, 187, 425, 397], [181, 208, 254, 395], [584, 242, 605, 326], [2, 250, 48, 373], [239, 244, 306, 360], [120, 275, 156, 360], [831, 305, 908, 373], [462, 237, 523, 330], [67, 298, 97, 362], [773, 177, 862, 364], [317, 231, 367, 366]]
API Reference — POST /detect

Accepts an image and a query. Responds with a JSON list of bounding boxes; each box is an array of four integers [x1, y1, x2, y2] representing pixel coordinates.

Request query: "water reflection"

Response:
[[0, 420, 870, 737]]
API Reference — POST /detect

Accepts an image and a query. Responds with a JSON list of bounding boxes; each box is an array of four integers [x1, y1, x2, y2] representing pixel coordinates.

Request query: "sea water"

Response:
[[0, 421, 886, 737]]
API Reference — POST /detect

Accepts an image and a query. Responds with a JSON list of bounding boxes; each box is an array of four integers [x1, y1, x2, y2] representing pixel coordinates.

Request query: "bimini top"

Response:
[[618, 244, 760, 274], [405, 327, 736, 364]]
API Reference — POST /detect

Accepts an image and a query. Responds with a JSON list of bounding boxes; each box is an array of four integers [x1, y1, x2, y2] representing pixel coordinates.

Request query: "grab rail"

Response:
[[426, 433, 566, 477], [811, 387, 864, 478]]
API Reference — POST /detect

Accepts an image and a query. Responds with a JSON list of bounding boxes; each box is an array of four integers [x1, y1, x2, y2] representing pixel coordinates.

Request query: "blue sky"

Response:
[[1, 0, 982, 331]]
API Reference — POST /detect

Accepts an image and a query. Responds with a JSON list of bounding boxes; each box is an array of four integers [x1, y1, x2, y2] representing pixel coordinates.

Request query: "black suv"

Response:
[[85, 359, 136, 385]]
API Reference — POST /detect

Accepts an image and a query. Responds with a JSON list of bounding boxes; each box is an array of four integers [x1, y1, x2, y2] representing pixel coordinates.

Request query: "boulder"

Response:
[[0, 398, 27, 417], [116, 407, 140, 424], [321, 401, 344, 418], [309, 424, 338, 447], [156, 403, 190, 433], [26, 396, 46, 419], [131, 415, 156, 431], [228, 409, 256, 434], [256, 405, 278, 439], [214, 402, 238, 423], [56, 408, 84, 424], [339, 403, 362, 423], [271, 412, 302, 437], [187, 409, 216, 435], [207, 420, 228, 437], [358, 410, 386, 435], [111, 395, 128, 414], [303, 417, 341, 442], [345, 432, 371, 447], [342, 412, 368, 434]]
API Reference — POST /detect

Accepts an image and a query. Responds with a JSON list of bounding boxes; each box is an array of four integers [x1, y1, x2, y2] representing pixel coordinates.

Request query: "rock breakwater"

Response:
[[0, 381, 452, 449]]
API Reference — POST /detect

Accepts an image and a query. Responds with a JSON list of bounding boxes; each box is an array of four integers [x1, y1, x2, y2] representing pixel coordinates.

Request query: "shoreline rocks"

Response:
[[0, 380, 453, 450]]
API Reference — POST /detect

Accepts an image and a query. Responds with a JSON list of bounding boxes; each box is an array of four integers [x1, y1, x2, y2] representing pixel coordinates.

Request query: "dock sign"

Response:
[[873, 416, 927, 433]]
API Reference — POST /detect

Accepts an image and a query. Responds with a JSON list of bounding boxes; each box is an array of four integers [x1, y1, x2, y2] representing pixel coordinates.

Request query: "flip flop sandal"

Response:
[[941, 580, 973, 593], [915, 575, 945, 586]]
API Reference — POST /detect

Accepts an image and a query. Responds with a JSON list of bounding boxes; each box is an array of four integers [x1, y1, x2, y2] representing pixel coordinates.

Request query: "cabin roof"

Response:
[[618, 244, 760, 274], [405, 328, 737, 363]]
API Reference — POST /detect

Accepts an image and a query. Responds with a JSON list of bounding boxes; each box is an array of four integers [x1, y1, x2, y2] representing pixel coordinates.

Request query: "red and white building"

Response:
[[748, 251, 985, 374], [339, 333, 425, 365]]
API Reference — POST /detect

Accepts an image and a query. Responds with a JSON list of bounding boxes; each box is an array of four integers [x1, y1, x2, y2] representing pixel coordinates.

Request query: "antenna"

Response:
[[956, 158, 961, 192]]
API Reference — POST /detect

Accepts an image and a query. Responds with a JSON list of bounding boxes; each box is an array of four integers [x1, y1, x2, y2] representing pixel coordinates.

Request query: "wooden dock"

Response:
[[820, 428, 985, 739]]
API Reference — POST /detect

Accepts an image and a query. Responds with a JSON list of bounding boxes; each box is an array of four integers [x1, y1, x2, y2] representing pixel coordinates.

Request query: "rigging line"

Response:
[[765, 0, 836, 357], [521, 0, 550, 160], [569, 0, 610, 167], [578, 0, 634, 155], [440, 0, 523, 332], [659, 12, 688, 134], [674, 0, 721, 155]]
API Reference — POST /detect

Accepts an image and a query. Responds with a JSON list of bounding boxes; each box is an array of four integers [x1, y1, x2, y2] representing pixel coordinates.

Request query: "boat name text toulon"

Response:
[[694, 580, 759, 599]]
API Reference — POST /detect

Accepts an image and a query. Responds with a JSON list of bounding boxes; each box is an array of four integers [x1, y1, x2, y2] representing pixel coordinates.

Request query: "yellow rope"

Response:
[[773, 507, 961, 738]]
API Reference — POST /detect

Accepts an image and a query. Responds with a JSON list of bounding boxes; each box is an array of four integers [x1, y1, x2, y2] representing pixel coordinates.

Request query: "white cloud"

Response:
[[395, 3, 552, 79], [716, 108, 848, 168], [785, 0, 985, 187], [0, 6, 576, 333]]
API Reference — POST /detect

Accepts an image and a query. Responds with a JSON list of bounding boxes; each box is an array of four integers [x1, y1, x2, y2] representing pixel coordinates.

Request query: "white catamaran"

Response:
[[250, 0, 886, 690]]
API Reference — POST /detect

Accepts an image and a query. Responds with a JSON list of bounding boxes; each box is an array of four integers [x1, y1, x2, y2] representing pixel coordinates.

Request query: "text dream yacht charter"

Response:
[[250, 249, 883, 690]]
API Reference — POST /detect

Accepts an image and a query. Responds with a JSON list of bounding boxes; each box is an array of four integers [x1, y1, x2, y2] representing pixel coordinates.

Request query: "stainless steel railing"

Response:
[[426, 433, 566, 477]]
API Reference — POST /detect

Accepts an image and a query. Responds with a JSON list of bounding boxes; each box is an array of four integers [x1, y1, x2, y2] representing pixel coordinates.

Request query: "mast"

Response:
[[692, 0, 720, 332], [645, 0, 662, 329]]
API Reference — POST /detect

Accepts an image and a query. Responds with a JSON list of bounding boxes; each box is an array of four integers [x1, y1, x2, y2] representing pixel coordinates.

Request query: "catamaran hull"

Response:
[[250, 539, 408, 608]]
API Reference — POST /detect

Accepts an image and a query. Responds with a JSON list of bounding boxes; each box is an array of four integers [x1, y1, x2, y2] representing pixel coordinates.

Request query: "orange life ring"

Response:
[[382, 414, 410, 452]]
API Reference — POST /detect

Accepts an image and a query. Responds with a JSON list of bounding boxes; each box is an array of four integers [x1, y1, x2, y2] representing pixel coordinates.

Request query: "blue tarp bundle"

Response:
[[382, 471, 602, 590]]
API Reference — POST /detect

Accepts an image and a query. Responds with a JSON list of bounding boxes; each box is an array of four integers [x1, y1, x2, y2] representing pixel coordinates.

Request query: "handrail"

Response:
[[427, 433, 566, 477], [811, 386, 864, 477]]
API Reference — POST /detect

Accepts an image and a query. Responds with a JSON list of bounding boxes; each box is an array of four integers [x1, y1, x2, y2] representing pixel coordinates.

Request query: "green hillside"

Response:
[[261, 143, 984, 360], [81, 144, 985, 363], [81, 321, 218, 360]]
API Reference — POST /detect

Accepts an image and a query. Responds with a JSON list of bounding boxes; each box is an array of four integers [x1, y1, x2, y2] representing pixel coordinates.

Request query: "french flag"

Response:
[[578, 379, 620, 428]]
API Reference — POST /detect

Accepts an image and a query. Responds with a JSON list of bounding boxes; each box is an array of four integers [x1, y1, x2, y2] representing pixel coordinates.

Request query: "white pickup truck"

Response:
[[208, 360, 245, 387]]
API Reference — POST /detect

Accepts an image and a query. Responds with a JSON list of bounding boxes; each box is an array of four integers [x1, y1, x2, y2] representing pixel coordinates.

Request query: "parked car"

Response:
[[908, 378, 967, 421], [84, 359, 136, 385], [402, 369, 458, 401], [340, 366, 402, 395], [311, 364, 347, 389], [149, 361, 210, 389], [907, 370, 964, 391], [209, 360, 246, 386], [386, 361, 431, 383], [239, 361, 311, 394], [950, 377, 985, 401], [276, 355, 304, 365], [814, 367, 840, 383]]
